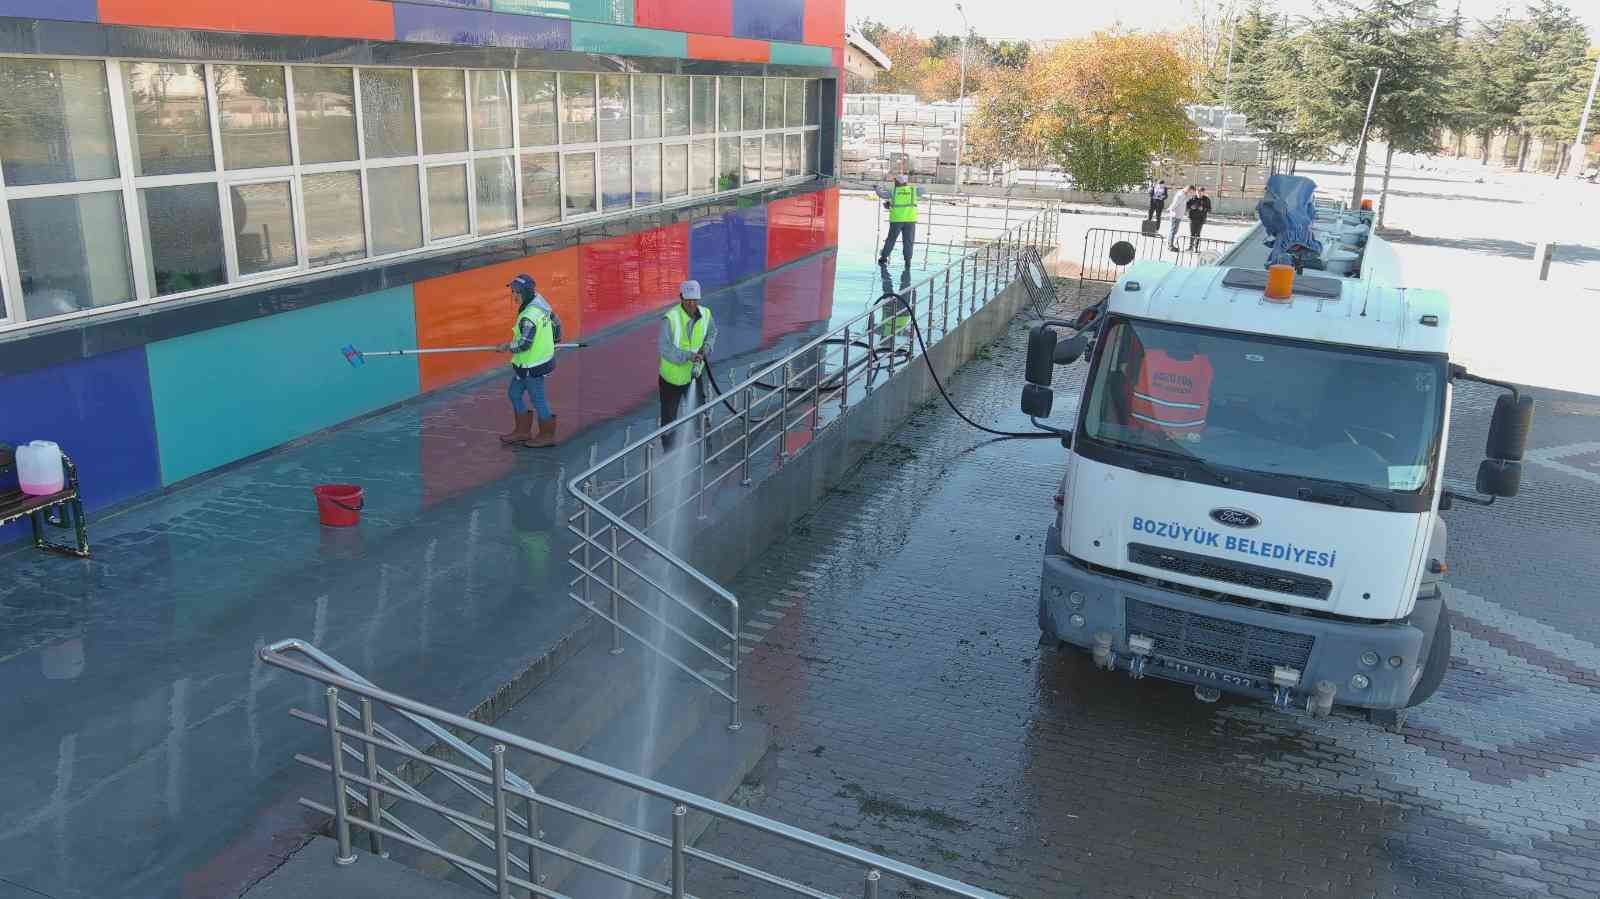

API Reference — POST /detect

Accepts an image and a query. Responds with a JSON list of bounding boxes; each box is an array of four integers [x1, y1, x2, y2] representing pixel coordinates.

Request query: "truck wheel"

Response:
[[1406, 602, 1454, 708]]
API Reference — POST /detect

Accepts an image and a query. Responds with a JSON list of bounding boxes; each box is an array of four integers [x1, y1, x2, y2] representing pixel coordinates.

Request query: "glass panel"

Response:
[[471, 70, 513, 150], [764, 133, 782, 181], [0, 57, 118, 186], [563, 152, 596, 216], [520, 151, 560, 225], [598, 75, 629, 142], [690, 139, 714, 196], [419, 69, 467, 155], [742, 136, 761, 184], [230, 181, 297, 276], [475, 156, 516, 234], [213, 64, 291, 169], [560, 73, 596, 144], [360, 68, 417, 158], [718, 136, 741, 190], [765, 78, 783, 131], [426, 163, 469, 239], [633, 144, 661, 207], [785, 132, 802, 177], [805, 130, 819, 174], [689, 77, 713, 135], [633, 74, 661, 139], [805, 79, 821, 126], [292, 66, 357, 164], [786, 80, 804, 127], [599, 147, 631, 211], [742, 77, 762, 130], [368, 165, 422, 254], [663, 143, 688, 199], [717, 76, 739, 133], [11, 192, 133, 319], [663, 77, 690, 137], [518, 71, 558, 147], [140, 183, 226, 296], [303, 170, 366, 267], [123, 62, 213, 176]]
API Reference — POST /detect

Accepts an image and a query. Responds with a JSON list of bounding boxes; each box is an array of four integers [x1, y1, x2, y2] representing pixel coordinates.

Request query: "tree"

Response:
[[1457, 15, 1530, 164], [1513, 0, 1591, 173], [966, 65, 1046, 168], [992, 41, 1032, 69]]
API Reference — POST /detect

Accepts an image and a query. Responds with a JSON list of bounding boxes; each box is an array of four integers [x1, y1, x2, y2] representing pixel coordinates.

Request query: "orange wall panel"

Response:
[[804, 0, 847, 49], [413, 247, 582, 393], [98, 0, 396, 40], [685, 34, 771, 63]]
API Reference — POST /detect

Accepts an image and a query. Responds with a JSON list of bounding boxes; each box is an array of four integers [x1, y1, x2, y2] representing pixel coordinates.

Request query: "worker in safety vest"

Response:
[[658, 280, 718, 452], [498, 274, 561, 448], [1129, 345, 1213, 439], [874, 173, 919, 267]]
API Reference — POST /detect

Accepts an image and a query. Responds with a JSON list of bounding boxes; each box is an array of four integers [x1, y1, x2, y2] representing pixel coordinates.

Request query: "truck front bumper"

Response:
[[1038, 526, 1441, 711]]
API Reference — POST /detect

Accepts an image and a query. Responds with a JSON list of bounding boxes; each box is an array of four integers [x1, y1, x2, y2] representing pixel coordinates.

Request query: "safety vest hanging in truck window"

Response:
[[1130, 350, 1213, 435]]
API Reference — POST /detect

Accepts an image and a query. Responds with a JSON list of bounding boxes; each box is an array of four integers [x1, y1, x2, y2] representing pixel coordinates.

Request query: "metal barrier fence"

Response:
[[262, 639, 1006, 898], [871, 194, 1054, 269], [566, 208, 1059, 729], [1076, 227, 1232, 285]]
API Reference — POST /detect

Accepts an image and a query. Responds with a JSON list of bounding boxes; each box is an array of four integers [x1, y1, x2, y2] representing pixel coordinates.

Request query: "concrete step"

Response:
[[241, 836, 486, 899]]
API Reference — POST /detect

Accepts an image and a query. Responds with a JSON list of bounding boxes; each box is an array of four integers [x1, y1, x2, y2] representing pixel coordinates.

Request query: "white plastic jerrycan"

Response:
[[17, 440, 65, 496]]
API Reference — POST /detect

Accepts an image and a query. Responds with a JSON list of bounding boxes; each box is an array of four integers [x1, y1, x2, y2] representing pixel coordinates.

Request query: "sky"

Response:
[[845, 0, 1600, 42]]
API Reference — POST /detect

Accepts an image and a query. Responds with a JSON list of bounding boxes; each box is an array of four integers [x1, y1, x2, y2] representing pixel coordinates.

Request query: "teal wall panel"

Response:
[[496, 0, 634, 25], [145, 287, 420, 485], [767, 41, 832, 66], [570, 21, 685, 56]]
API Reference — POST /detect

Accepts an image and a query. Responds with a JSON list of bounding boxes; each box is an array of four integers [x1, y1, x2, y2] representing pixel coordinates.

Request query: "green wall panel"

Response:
[[496, 0, 634, 25], [145, 287, 420, 485], [570, 20, 685, 56], [768, 42, 833, 67]]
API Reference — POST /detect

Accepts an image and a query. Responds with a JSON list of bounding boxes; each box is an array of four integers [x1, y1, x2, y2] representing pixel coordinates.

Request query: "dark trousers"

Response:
[[879, 221, 916, 266], [1148, 197, 1165, 220], [659, 376, 691, 450], [1188, 217, 1206, 250]]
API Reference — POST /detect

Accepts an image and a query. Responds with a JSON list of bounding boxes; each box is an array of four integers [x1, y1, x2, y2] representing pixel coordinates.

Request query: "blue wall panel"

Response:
[[688, 205, 768, 292], [708, 279, 766, 360], [145, 287, 421, 486], [732, 0, 803, 42], [0, 347, 162, 541]]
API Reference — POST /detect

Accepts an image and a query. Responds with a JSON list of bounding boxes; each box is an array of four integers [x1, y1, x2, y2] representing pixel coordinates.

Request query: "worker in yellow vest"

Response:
[[875, 173, 919, 267], [658, 280, 717, 451], [498, 274, 561, 448]]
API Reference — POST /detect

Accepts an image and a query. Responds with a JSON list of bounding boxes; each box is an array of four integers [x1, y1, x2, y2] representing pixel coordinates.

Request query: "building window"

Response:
[[426, 163, 470, 240], [662, 143, 688, 200], [742, 137, 762, 185], [765, 78, 783, 131], [764, 133, 783, 182], [560, 73, 596, 144], [598, 75, 630, 143], [360, 68, 418, 158], [11, 192, 133, 318], [805, 130, 820, 175], [123, 62, 213, 176], [599, 146, 631, 212], [718, 77, 740, 134], [690, 139, 715, 196], [0, 58, 119, 186], [633, 74, 661, 139], [520, 152, 560, 225], [369, 165, 423, 255], [141, 183, 227, 296], [231, 181, 298, 276], [471, 70, 513, 151], [741, 78, 763, 131], [718, 137, 742, 190], [475, 156, 517, 235], [303, 170, 365, 267], [664, 76, 690, 138], [633, 143, 661, 207], [293, 66, 357, 164], [690, 77, 714, 135], [785, 133, 802, 178], [518, 72, 558, 147], [419, 69, 468, 155], [805, 79, 822, 126], [563, 152, 596, 217], [785, 79, 805, 128], [214, 65, 291, 170]]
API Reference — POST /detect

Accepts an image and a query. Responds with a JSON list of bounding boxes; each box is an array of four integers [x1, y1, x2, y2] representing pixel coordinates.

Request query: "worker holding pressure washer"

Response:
[[658, 280, 717, 452], [875, 173, 918, 267], [499, 274, 562, 448]]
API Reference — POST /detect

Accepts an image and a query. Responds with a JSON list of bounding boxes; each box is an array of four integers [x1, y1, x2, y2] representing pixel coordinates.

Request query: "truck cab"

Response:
[[1026, 200, 1531, 726]]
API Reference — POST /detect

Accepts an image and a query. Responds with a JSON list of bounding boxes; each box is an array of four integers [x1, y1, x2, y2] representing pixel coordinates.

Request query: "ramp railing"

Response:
[[566, 208, 1058, 730], [1077, 226, 1231, 285], [262, 639, 1008, 898]]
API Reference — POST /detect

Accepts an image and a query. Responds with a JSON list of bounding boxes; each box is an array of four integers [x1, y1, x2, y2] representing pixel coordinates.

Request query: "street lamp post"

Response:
[[955, 3, 970, 192], [1564, 52, 1600, 179], [1350, 66, 1383, 208]]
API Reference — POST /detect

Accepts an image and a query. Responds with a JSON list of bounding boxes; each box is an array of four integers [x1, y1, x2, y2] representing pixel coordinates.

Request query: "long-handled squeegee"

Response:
[[342, 343, 586, 367]]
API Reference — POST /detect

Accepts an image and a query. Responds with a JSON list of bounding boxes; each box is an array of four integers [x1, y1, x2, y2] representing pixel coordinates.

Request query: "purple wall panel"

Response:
[[731, 0, 803, 42], [688, 205, 768, 292], [392, 4, 571, 50], [0, 0, 97, 22]]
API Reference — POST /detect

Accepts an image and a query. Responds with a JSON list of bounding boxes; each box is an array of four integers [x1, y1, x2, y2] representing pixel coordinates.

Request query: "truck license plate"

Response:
[[1153, 657, 1260, 690]]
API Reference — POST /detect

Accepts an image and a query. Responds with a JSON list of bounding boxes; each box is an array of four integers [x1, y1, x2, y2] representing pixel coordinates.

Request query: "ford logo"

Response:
[[1209, 508, 1260, 529]]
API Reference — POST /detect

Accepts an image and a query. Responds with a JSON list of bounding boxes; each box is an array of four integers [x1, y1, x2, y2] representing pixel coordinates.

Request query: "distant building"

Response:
[[845, 26, 892, 87]]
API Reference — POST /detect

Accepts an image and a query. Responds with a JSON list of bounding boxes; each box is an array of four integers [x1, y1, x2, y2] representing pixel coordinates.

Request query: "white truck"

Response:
[[1023, 195, 1533, 728]]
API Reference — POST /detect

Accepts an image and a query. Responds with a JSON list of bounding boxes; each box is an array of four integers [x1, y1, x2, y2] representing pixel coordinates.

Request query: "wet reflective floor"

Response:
[[692, 287, 1600, 898]]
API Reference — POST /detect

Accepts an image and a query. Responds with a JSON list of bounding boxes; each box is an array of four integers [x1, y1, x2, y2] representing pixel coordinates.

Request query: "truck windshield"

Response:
[[1080, 317, 1445, 500]]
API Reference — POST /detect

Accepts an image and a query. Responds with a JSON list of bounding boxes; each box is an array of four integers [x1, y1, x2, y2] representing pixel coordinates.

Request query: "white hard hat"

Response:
[[679, 280, 702, 300], [894, 173, 909, 185]]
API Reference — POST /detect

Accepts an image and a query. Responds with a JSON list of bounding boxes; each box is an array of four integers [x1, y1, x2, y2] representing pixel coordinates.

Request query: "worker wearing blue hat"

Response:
[[499, 274, 562, 448]]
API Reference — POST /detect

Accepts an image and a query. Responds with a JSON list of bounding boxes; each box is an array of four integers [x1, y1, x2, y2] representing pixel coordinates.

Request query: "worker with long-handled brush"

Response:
[[499, 274, 562, 448]]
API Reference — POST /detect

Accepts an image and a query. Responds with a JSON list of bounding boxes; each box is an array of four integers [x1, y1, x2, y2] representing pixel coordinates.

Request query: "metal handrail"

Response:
[[565, 208, 1058, 731], [262, 641, 1008, 899]]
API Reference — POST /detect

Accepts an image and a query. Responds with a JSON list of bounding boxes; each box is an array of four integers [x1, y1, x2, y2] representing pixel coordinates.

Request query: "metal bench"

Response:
[[0, 444, 90, 558]]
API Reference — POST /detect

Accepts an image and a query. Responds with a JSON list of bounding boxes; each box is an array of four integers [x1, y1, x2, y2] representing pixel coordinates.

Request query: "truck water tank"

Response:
[[17, 440, 65, 495]]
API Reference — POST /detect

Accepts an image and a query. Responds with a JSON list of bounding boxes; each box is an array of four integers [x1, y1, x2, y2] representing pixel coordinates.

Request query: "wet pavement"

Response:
[[692, 284, 1600, 898]]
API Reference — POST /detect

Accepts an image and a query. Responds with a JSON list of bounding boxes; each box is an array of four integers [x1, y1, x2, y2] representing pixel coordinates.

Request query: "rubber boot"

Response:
[[500, 411, 534, 445], [524, 415, 558, 448]]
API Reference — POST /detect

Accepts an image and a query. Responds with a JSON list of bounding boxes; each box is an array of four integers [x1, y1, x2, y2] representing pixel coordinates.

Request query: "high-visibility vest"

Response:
[[1129, 350, 1213, 435], [511, 304, 555, 369], [659, 304, 712, 386], [889, 185, 918, 223]]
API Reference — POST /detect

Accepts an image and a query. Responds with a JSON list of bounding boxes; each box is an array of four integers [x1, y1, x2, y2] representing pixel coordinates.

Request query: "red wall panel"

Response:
[[636, 0, 733, 36], [99, 0, 395, 40], [766, 191, 830, 268], [762, 253, 835, 345], [686, 34, 770, 63], [804, 0, 847, 49], [579, 223, 689, 336]]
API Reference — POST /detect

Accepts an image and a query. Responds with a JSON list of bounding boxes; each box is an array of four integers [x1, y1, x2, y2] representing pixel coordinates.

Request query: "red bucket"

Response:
[[313, 484, 364, 527]]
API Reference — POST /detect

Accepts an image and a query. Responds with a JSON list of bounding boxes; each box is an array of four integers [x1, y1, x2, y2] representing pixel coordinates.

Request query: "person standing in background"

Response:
[[1148, 179, 1169, 222], [1186, 187, 1213, 252], [875, 173, 919, 267], [499, 274, 561, 448], [1167, 185, 1195, 252]]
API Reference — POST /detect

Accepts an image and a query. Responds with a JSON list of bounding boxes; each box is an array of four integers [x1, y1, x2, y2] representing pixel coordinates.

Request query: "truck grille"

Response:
[[1125, 599, 1315, 681], [1127, 543, 1332, 601]]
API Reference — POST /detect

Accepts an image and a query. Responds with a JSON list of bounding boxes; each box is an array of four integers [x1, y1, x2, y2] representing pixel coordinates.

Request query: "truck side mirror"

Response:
[[1485, 394, 1533, 461], [1054, 333, 1089, 365], [1109, 241, 1136, 266], [1021, 383, 1054, 418], [1476, 459, 1522, 498], [1026, 326, 1057, 386]]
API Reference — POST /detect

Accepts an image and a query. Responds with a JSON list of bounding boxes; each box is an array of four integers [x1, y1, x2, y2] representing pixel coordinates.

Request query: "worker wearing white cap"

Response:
[[874, 172, 919, 267], [658, 280, 717, 451]]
